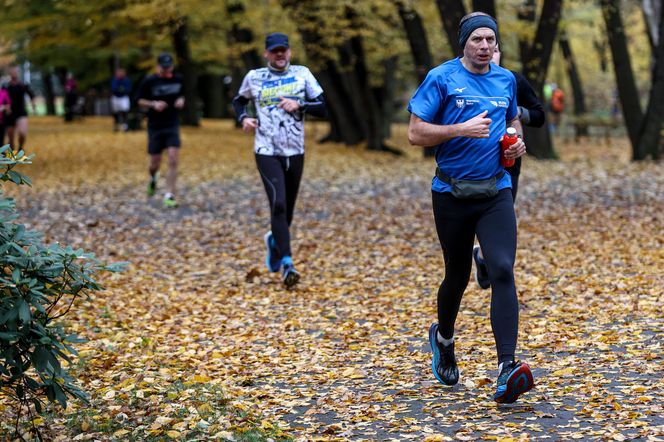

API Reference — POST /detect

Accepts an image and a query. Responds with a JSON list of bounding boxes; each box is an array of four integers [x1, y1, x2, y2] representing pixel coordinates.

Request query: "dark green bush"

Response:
[[0, 146, 123, 437]]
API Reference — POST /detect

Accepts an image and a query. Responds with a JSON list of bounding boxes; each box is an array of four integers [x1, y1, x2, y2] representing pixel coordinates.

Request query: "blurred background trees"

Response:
[[0, 0, 661, 159]]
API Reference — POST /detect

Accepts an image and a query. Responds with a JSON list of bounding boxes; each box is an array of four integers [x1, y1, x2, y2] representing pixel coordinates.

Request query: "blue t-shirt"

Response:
[[408, 58, 518, 193]]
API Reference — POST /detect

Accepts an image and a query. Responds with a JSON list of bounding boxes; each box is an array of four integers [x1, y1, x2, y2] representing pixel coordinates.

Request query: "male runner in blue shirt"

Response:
[[408, 12, 534, 404]]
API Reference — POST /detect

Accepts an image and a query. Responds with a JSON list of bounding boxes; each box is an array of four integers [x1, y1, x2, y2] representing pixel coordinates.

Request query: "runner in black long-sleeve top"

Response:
[[5, 66, 36, 152], [501, 48, 545, 200], [473, 44, 545, 290]]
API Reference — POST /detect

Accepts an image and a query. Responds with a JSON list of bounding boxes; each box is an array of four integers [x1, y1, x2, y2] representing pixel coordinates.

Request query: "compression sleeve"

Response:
[[232, 95, 250, 123], [301, 93, 326, 118]]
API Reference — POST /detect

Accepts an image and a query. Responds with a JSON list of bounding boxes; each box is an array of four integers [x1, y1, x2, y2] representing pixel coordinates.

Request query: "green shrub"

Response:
[[0, 146, 124, 437]]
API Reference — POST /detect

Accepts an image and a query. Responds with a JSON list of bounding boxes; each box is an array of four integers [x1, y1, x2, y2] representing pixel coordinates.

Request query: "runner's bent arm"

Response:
[[408, 111, 492, 147], [138, 98, 162, 109], [299, 93, 326, 118], [514, 72, 545, 127], [232, 95, 251, 123]]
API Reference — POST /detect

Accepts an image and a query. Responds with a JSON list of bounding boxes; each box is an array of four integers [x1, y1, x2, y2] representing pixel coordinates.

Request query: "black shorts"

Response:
[[4, 112, 27, 127], [147, 126, 180, 154]]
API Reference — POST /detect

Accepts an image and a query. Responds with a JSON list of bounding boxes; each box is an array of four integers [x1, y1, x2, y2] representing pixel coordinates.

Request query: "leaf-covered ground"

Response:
[[2, 117, 662, 441]]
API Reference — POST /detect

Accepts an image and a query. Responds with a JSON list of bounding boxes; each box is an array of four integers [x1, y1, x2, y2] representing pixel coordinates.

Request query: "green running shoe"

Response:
[[163, 194, 178, 208]]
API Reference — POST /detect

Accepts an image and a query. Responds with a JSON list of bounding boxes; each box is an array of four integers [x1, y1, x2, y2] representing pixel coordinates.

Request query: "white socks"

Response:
[[437, 332, 454, 347]]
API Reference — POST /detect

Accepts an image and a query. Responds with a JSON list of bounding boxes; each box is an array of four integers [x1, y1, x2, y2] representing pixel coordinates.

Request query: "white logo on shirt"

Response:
[[455, 87, 467, 93], [456, 99, 465, 108]]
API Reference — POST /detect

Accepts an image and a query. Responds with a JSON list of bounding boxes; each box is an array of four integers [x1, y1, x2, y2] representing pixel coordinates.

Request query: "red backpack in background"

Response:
[[551, 88, 565, 113]]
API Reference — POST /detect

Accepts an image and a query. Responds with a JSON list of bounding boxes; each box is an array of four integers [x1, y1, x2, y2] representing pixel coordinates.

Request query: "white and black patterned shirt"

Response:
[[238, 65, 323, 157]]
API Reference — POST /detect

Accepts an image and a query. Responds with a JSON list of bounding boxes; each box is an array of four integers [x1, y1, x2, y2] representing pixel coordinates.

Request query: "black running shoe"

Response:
[[473, 246, 490, 290], [493, 360, 534, 403], [147, 178, 157, 197], [428, 323, 459, 386], [282, 264, 300, 288]]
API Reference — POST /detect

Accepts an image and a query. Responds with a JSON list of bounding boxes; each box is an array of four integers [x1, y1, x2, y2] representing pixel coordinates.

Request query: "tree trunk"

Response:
[[642, 0, 661, 50], [559, 32, 588, 138], [43, 72, 56, 116], [435, 0, 466, 57], [636, 0, 664, 160], [198, 74, 225, 118], [517, 1, 536, 63], [227, 2, 262, 127], [594, 38, 609, 72], [396, 1, 435, 156], [521, 0, 564, 92], [518, 0, 562, 159], [173, 18, 199, 126], [472, 0, 497, 19], [227, 2, 262, 71], [316, 66, 365, 144], [601, 0, 645, 158], [397, 1, 432, 84], [343, 33, 385, 151], [375, 56, 398, 142], [282, 0, 365, 144]]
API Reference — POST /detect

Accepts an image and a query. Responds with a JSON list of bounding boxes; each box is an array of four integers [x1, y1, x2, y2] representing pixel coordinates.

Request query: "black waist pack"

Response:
[[436, 167, 504, 199]]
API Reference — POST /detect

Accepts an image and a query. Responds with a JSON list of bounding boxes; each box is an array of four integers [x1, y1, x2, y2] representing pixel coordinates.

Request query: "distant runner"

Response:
[[5, 66, 36, 152], [137, 53, 184, 208], [232, 32, 326, 288]]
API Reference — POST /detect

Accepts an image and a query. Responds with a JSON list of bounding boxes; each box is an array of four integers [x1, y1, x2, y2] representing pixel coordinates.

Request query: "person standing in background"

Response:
[[111, 68, 132, 132], [63, 73, 78, 122]]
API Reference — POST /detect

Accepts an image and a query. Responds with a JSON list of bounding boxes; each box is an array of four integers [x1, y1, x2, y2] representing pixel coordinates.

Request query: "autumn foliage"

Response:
[[0, 146, 123, 439], [0, 118, 662, 440]]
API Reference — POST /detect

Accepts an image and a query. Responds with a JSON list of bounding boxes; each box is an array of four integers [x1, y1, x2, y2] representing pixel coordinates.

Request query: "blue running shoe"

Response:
[[428, 323, 459, 386], [263, 231, 281, 273], [473, 246, 490, 290], [281, 257, 300, 289], [493, 361, 534, 404]]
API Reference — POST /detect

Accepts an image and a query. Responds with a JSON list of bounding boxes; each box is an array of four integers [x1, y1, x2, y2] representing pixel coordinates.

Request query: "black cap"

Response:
[[265, 33, 289, 51], [157, 53, 174, 68]]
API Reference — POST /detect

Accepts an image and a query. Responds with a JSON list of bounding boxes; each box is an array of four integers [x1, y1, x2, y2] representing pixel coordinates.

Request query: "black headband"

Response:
[[458, 15, 499, 51]]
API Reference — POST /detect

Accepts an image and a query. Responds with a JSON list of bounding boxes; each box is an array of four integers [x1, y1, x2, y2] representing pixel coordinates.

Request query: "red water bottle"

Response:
[[500, 127, 518, 167]]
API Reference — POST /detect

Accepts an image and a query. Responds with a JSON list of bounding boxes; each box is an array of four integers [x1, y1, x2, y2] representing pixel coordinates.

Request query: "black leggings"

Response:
[[432, 189, 518, 364], [255, 154, 304, 258]]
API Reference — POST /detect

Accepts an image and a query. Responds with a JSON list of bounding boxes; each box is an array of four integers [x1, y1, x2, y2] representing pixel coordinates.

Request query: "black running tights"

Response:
[[255, 154, 304, 258], [432, 189, 519, 364]]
